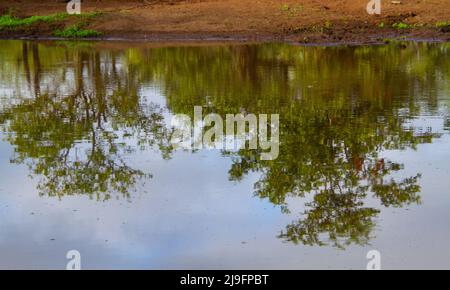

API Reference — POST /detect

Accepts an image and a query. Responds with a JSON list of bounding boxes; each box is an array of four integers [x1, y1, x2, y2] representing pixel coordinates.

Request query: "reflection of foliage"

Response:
[[0, 42, 171, 200], [224, 100, 433, 248], [0, 41, 448, 245], [0, 90, 169, 200], [372, 175, 422, 208], [143, 42, 448, 248], [280, 189, 380, 249]]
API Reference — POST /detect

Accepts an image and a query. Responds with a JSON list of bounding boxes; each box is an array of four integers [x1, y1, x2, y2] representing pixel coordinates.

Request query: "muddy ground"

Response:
[[0, 0, 449, 44]]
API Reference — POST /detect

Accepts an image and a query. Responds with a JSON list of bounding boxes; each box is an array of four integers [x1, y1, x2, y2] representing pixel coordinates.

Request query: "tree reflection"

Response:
[[0, 41, 448, 246], [225, 100, 432, 248], [0, 42, 171, 200], [148, 42, 447, 248]]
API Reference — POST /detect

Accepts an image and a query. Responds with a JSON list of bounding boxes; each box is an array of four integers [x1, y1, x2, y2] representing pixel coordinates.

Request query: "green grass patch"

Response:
[[0, 13, 68, 29], [53, 25, 102, 38], [280, 4, 290, 12], [391, 22, 425, 30], [392, 22, 410, 29], [0, 12, 101, 30], [0, 11, 103, 38], [435, 21, 450, 28], [280, 4, 304, 17]]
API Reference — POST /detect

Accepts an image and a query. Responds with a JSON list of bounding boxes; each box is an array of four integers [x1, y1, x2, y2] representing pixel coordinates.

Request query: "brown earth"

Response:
[[0, 0, 449, 44]]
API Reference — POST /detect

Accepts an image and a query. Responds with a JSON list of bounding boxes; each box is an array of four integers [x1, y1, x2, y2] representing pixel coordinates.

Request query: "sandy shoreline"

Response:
[[0, 0, 448, 44]]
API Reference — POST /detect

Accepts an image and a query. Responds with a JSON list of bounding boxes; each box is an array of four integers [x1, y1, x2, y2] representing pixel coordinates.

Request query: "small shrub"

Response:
[[0, 13, 67, 29], [435, 21, 450, 28], [53, 25, 102, 38], [280, 4, 290, 12], [392, 22, 410, 29]]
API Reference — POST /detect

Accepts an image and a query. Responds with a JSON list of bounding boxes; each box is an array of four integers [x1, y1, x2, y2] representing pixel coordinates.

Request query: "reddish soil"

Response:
[[0, 0, 449, 44]]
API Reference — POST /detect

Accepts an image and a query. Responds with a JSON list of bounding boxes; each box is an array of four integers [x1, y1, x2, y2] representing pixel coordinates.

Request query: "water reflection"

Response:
[[0, 42, 172, 200], [0, 41, 449, 249]]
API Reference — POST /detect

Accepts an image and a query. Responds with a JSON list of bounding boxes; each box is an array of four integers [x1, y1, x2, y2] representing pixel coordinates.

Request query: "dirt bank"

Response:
[[0, 0, 449, 44]]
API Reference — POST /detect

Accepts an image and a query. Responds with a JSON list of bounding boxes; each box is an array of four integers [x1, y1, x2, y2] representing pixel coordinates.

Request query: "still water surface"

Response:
[[0, 40, 449, 269]]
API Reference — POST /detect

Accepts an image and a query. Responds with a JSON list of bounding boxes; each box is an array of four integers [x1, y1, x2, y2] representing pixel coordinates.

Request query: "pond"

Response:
[[0, 40, 449, 269]]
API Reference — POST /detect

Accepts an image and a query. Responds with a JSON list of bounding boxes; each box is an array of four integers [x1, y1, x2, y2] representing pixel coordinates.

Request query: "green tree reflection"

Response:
[[0, 41, 448, 247], [0, 42, 171, 200], [148, 42, 448, 248]]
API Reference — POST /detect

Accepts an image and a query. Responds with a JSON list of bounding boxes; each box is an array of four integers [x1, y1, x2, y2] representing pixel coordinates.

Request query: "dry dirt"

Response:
[[0, 0, 449, 44]]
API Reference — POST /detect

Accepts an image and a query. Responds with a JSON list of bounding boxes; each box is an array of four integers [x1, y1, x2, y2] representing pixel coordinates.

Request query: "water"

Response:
[[0, 40, 449, 269]]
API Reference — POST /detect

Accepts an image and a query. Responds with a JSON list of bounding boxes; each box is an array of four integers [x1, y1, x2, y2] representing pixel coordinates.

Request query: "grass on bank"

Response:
[[0, 13, 68, 28], [0, 12, 102, 38], [435, 21, 450, 28], [53, 24, 102, 38], [392, 22, 411, 29]]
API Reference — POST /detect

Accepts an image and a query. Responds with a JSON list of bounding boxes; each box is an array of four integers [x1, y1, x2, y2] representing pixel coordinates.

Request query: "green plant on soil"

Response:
[[0, 13, 68, 29], [435, 21, 450, 28], [280, 4, 304, 17], [392, 22, 410, 29], [53, 24, 102, 38], [0, 12, 101, 30]]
